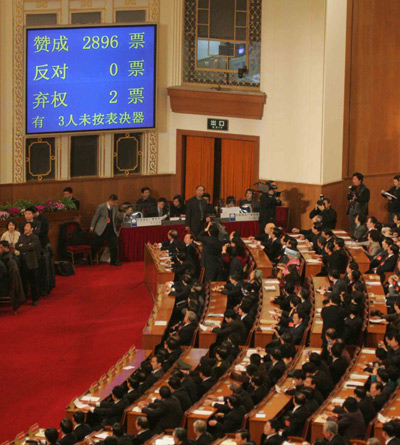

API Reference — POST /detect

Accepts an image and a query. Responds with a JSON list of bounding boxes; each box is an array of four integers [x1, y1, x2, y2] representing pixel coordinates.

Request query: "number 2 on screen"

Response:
[[109, 90, 118, 103]]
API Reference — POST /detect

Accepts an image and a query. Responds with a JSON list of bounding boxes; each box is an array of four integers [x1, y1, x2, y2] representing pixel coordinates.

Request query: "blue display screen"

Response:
[[26, 25, 157, 134]]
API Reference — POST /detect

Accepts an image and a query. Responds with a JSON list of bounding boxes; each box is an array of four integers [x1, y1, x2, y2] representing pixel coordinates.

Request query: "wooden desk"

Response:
[[332, 230, 371, 273], [290, 235, 323, 277], [144, 243, 175, 301], [374, 391, 400, 443], [198, 283, 227, 349], [310, 277, 330, 347], [254, 279, 281, 347], [247, 347, 322, 444], [142, 284, 176, 350], [243, 239, 273, 278], [125, 348, 207, 435], [364, 274, 387, 348], [65, 348, 151, 420], [309, 347, 374, 442]]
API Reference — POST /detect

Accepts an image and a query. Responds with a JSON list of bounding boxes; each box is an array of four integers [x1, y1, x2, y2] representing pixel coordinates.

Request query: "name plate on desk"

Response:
[[131, 217, 162, 227], [234, 212, 260, 222]]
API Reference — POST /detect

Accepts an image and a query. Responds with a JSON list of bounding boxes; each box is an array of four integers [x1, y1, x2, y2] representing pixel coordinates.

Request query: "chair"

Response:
[[64, 222, 92, 266]]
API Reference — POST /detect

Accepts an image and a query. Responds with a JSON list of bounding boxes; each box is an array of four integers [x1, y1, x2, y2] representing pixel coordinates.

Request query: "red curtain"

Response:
[[185, 136, 215, 198], [220, 139, 255, 200]]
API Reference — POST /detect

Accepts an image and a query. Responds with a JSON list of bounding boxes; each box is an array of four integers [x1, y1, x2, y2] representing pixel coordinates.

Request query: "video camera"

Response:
[[252, 180, 282, 205], [347, 185, 357, 202]]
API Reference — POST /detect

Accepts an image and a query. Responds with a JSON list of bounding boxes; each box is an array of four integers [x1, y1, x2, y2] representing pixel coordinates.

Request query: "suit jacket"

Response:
[[115, 435, 133, 445], [387, 438, 400, 445], [212, 319, 247, 344], [142, 396, 183, 434], [372, 392, 390, 412], [219, 405, 246, 434], [185, 196, 207, 235], [251, 384, 269, 405], [131, 429, 154, 445], [353, 224, 368, 241], [262, 434, 284, 445], [347, 183, 370, 217], [329, 356, 348, 384], [337, 409, 366, 443], [241, 313, 255, 334], [259, 194, 279, 223], [162, 239, 186, 253], [135, 197, 157, 217], [321, 305, 346, 338], [172, 387, 192, 412], [265, 239, 282, 263], [91, 203, 123, 235], [36, 213, 50, 247], [198, 377, 217, 399], [74, 424, 91, 441], [195, 433, 214, 445], [327, 435, 346, 445], [94, 398, 127, 426], [163, 347, 182, 372], [176, 322, 197, 346], [59, 433, 77, 445], [387, 186, 400, 213], [143, 368, 164, 391], [283, 405, 309, 437], [265, 360, 286, 384], [197, 231, 223, 280], [16, 233, 42, 269], [377, 254, 398, 274], [284, 321, 307, 346], [358, 397, 376, 425]]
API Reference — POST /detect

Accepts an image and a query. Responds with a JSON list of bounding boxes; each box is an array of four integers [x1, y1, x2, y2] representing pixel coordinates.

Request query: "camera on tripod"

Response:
[[252, 180, 282, 205]]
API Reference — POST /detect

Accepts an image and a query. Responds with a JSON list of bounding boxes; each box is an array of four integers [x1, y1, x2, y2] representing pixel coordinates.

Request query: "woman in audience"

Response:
[[356, 229, 381, 258], [1, 219, 20, 255]]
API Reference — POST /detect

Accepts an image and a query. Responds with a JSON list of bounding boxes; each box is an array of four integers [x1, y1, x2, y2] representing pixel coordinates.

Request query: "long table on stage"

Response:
[[119, 208, 289, 262]]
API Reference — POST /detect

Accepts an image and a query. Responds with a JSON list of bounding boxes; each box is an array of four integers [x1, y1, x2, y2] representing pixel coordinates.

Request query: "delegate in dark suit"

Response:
[[283, 405, 309, 437], [74, 424, 91, 441], [185, 195, 207, 236], [16, 230, 42, 304], [59, 433, 78, 445], [336, 409, 366, 443], [90, 197, 124, 266], [142, 393, 183, 434], [131, 429, 154, 445], [197, 227, 223, 281]]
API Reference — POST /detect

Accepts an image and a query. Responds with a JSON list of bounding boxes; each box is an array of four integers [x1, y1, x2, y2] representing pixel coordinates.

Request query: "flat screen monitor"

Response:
[[25, 24, 157, 135]]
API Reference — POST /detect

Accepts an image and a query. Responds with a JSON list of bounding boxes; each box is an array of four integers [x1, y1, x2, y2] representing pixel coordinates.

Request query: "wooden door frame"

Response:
[[175, 129, 260, 197]]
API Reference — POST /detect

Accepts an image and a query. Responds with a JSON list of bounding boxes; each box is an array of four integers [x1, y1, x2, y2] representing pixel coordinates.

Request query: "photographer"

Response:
[[309, 197, 337, 230], [258, 181, 282, 234], [347, 172, 370, 238], [381, 175, 400, 223]]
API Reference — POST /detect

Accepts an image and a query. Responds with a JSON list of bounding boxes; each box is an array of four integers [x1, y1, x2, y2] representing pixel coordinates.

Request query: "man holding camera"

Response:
[[347, 172, 370, 238], [259, 182, 281, 234], [309, 196, 337, 230]]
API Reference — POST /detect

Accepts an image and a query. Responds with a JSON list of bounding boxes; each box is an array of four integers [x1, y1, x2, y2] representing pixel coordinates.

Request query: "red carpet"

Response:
[[0, 262, 153, 441]]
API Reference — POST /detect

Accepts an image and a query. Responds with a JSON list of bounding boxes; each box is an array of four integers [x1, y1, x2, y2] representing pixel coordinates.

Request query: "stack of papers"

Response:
[[192, 409, 213, 415], [264, 285, 277, 291], [344, 380, 365, 388], [81, 395, 100, 402]]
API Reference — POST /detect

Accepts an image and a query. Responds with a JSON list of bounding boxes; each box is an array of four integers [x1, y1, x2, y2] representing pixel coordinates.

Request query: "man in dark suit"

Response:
[[334, 397, 366, 443], [152, 198, 169, 219], [170, 310, 198, 346], [264, 228, 282, 264], [168, 376, 192, 412], [382, 175, 400, 223], [261, 419, 284, 445], [354, 387, 376, 426], [347, 172, 370, 237], [59, 418, 78, 445], [376, 244, 399, 282], [197, 365, 217, 399], [321, 294, 346, 340], [193, 420, 214, 445], [282, 392, 309, 437], [162, 229, 186, 253], [250, 374, 269, 405], [143, 355, 165, 391], [163, 336, 183, 372], [92, 385, 127, 427], [279, 311, 307, 345], [329, 342, 349, 384], [136, 187, 157, 217], [185, 185, 208, 235], [197, 222, 223, 281], [142, 385, 183, 434], [208, 394, 246, 437], [264, 348, 286, 385], [370, 382, 390, 412], [45, 428, 61, 445], [238, 304, 254, 337], [212, 309, 247, 345], [322, 420, 346, 445], [131, 416, 153, 445], [15, 221, 42, 306], [184, 233, 197, 263], [259, 188, 281, 232], [63, 186, 80, 210], [90, 194, 124, 266], [72, 411, 91, 441], [112, 423, 133, 445], [382, 421, 400, 445]]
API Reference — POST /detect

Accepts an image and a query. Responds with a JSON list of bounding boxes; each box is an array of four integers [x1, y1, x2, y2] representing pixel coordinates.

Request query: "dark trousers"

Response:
[[20, 264, 39, 303], [91, 224, 119, 264]]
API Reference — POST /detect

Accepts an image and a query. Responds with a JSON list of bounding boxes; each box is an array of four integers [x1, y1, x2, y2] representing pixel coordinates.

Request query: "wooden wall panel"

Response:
[[344, 0, 400, 177], [0, 175, 175, 228]]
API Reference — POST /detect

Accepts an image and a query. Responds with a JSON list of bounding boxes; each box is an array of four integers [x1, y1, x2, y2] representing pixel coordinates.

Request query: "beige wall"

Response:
[[0, 0, 347, 187], [158, 0, 347, 185]]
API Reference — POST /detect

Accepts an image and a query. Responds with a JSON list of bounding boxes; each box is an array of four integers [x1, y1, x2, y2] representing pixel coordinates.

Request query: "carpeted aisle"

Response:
[[0, 262, 153, 441]]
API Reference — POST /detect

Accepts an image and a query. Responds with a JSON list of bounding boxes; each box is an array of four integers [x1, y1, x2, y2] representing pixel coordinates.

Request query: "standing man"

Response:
[[382, 175, 400, 224], [185, 185, 208, 236], [16, 221, 42, 306], [90, 194, 124, 266], [63, 187, 80, 210], [136, 187, 157, 217], [347, 172, 370, 237]]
